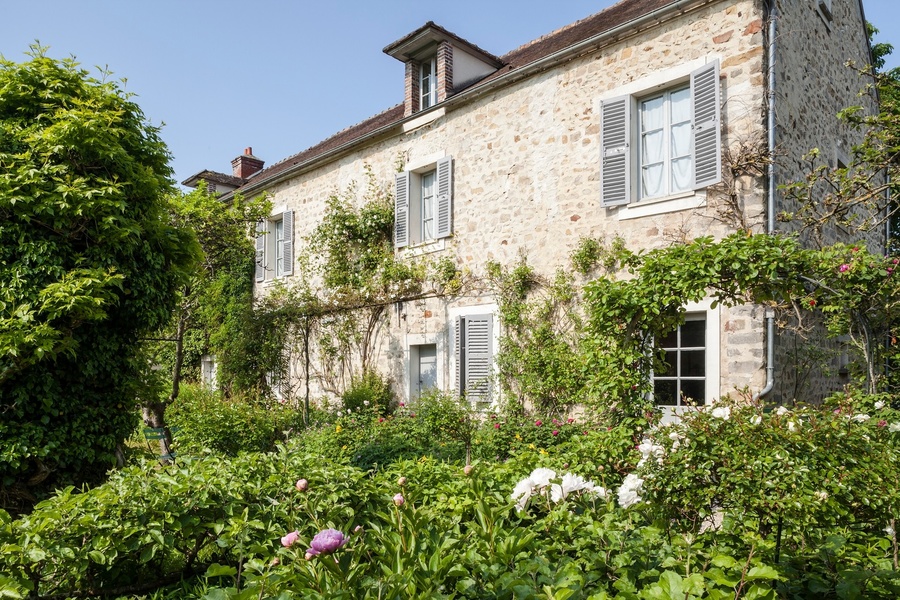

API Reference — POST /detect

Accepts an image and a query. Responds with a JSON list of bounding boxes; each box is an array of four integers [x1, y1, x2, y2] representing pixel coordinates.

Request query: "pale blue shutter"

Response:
[[600, 95, 631, 206], [281, 210, 293, 276], [435, 156, 452, 239], [395, 172, 410, 249], [464, 314, 492, 403], [255, 221, 265, 282], [691, 60, 722, 189]]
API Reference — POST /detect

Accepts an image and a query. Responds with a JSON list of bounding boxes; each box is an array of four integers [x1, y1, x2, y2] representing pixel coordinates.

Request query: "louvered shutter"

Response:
[[281, 210, 294, 276], [454, 316, 463, 396], [600, 95, 631, 206], [435, 156, 452, 239], [464, 314, 493, 403], [691, 60, 722, 190], [394, 172, 410, 249], [255, 221, 265, 282]]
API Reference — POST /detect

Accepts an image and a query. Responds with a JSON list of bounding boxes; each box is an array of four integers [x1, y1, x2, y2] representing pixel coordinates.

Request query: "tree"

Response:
[[139, 185, 270, 443], [0, 47, 194, 513]]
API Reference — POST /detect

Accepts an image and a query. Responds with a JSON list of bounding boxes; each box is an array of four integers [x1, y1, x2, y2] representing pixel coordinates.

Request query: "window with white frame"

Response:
[[420, 56, 437, 110], [454, 314, 493, 408], [653, 315, 706, 407], [651, 300, 720, 424], [395, 157, 452, 248], [600, 60, 721, 206], [255, 210, 294, 282]]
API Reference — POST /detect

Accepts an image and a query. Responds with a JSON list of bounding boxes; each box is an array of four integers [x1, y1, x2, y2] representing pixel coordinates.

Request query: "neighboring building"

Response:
[[184, 0, 879, 412]]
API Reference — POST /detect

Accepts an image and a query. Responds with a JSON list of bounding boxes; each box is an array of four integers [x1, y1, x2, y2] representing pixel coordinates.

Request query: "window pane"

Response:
[[642, 130, 664, 164], [641, 96, 664, 131], [658, 329, 678, 349], [671, 122, 692, 158], [681, 320, 705, 347], [681, 379, 705, 404], [671, 157, 692, 192], [681, 350, 705, 376], [642, 163, 664, 198], [670, 87, 691, 123], [654, 380, 678, 405], [656, 352, 674, 377]]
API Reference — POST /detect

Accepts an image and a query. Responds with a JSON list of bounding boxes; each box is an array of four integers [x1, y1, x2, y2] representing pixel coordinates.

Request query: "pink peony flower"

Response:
[[567, 418, 574, 424], [281, 530, 300, 548], [839, 264, 850, 273], [306, 529, 349, 557], [878, 419, 888, 428], [494, 423, 500, 429], [295, 478, 308, 492], [393, 493, 405, 506], [535, 420, 543, 427], [552, 430, 559, 436]]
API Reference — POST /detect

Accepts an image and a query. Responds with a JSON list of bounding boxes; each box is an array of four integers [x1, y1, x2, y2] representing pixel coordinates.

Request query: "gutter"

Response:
[[754, 0, 777, 402], [223, 0, 718, 200]]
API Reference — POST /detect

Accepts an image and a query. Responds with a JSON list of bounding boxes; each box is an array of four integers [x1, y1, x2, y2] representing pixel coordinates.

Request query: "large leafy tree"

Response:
[[0, 48, 195, 512]]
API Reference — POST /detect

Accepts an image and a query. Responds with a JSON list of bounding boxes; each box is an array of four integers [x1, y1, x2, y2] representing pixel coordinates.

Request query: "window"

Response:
[[600, 60, 721, 206], [420, 57, 437, 110], [201, 354, 218, 390], [395, 156, 452, 248], [639, 86, 692, 199], [255, 210, 294, 282], [817, 0, 833, 21], [653, 316, 706, 407], [410, 343, 438, 399], [454, 314, 493, 407]]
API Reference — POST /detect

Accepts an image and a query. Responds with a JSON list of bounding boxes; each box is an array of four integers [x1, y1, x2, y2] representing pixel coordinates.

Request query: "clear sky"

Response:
[[1, 1, 897, 187]]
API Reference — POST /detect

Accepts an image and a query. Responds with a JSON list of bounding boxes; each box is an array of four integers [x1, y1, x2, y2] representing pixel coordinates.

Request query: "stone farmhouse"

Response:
[[185, 0, 878, 414]]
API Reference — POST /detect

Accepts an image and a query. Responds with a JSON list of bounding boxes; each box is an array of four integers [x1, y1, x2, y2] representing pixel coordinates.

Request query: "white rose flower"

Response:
[[617, 473, 644, 509], [889, 422, 900, 433], [711, 406, 731, 420], [874, 400, 886, 410], [775, 406, 789, 416], [851, 413, 870, 423], [750, 415, 763, 425]]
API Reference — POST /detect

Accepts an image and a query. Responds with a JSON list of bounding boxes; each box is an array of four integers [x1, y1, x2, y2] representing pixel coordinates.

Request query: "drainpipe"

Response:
[[754, 0, 777, 402]]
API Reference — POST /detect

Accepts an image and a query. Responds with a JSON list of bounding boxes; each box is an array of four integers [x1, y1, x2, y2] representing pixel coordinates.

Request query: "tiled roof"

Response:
[[182, 169, 246, 188], [229, 0, 679, 194]]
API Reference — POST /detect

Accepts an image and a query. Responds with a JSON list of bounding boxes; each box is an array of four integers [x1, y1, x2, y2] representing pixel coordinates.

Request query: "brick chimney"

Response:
[[231, 147, 264, 179]]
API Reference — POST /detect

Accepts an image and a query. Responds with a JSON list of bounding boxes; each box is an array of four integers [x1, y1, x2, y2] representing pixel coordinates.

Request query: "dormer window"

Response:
[[420, 57, 438, 110], [384, 22, 504, 117]]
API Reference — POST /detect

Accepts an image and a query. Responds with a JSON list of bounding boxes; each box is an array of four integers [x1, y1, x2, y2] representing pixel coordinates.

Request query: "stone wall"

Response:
[[255, 0, 873, 408]]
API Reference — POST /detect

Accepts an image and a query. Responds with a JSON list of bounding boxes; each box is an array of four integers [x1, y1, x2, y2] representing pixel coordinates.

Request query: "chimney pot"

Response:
[[245, 147, 252, 155]]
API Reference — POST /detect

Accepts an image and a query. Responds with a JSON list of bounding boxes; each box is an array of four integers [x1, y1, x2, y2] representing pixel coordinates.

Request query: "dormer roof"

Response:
[[383, 21, 504, 68]]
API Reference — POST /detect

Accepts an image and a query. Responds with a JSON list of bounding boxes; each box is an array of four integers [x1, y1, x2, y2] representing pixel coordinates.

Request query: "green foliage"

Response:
[[341, 369, 394, 415], [165, 384, 304, 455], [0, 47, 195, 510], [4, 400, 898, 598]]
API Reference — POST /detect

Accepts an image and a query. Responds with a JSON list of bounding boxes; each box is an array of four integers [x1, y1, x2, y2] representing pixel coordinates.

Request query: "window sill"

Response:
[[617, 190, 706, 221], [401, 238, 447, 256]]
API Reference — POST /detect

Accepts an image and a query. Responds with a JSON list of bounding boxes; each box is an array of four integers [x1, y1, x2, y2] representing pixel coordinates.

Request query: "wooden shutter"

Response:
[[255, 221, 265, 282], [394, 171, 410, 249], [600, 95, 631, 206], [435, 156, 452, 239], [464, 314, 493, 403], [281, 210, 294, 276], [691, 60, 722, 190], [454, 316, 463, 396]]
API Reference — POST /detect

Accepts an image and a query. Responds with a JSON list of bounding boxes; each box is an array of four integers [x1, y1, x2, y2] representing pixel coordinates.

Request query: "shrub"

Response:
[[341, 369, 394, 415], [166, 384, 304, 455]]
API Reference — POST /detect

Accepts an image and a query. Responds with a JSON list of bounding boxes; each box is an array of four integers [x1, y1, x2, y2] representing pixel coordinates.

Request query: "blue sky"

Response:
[[2, 1, 897, 186]]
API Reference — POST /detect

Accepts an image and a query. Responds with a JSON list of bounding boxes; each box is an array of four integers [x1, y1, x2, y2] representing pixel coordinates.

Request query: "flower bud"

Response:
[[464, 464, 474, 476], [393, 493, 405, 506], [295, 478, 308, 492], [397, 476, 407, 487]]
